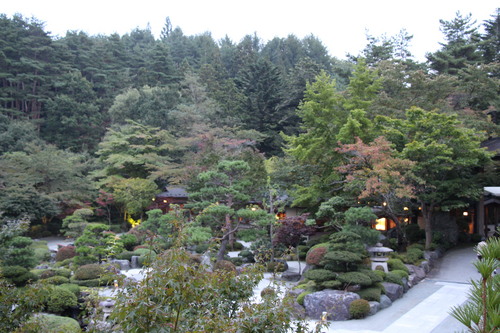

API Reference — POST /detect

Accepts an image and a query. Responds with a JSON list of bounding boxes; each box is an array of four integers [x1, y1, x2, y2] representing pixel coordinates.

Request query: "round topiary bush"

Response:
[[338, 272, 373, 287], [349, 299, 371, 319], [387, 258, 409, 273], [58, 283, 81, 296], [46, 286, 78, 314], [260, 287, 276, 298], [390, 269, 409, 280], [74, 263, 104, 280], [214, 259, 237, 272], [405, 247, 424, 264], [303, 269, 337, 282], [43, 276, 70, 285], [305, 244, 329, 266], [55, 245, 76, 262], [25, 314, 81, 333]]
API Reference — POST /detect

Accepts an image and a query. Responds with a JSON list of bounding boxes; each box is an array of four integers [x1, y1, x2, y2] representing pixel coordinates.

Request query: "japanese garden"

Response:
[[0, 9, 499, 333]]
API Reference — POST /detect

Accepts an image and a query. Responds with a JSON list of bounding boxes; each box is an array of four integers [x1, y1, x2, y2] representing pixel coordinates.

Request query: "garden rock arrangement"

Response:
[[287, 248, 443, 321]]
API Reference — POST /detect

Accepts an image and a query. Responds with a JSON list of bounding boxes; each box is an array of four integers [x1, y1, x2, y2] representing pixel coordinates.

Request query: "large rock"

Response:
[[304, 289, 360, 321], [407, 264, 426, 287], [420, 261, 431, 274], [111, 259, 130, 271], [379, 295, 392, 309], [382, 282, 404, 302], [368, 301, 380, 316], [281, 271, 302, 282]]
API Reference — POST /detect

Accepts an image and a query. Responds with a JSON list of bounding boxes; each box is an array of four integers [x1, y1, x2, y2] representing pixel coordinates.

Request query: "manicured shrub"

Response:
[[46, 286, 78, 314], [359, 269, 383, 283], [405, 223, 425, 243], [297, 245, 309, 260], [387, 258, 409, 274], [25, 314, 81, 333], [303, 269, 337, 282], [55, 245, 76, 262], [321, 280, 342, 289], [133, 248, 156, 256], [195, 243, 210, 254], [1, 265, 37, 287], [305, 244, 329, 266], [356, 287, 382, 302], [119, 233, 138, 251], [338, 272, 372, 287], [390, 269, 409, 280], [405, 247, 424, 264], [115, 251, 135, 260], [385, 272, 403, 285], [237, 228, 267, 242], [31, 241, 51, 262], [73, 263, 104, 280], [297, 291, 312, 305], [214, 260, 237, 272], [238, 249, 255, 263], [228, 257, 243, 266], [43, 275, 70, 285], [260, 287, 275, 298], [53, 258, 74, 268], [58, 283, 81, 296], [321, 251, 363, 272], [349, 299, 370, 319], [372, 269, 386, 280], [228, 241, 244, 251]]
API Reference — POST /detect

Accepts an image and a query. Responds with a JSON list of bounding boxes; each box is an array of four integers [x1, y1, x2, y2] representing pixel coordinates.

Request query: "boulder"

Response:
[[304, 289, 360, 321], [368, 301, 380, 316], [281, 271, 302, 282], [111, 259, 130, 271], [379, 295, 392, 309], [420, 261, 431, 274], [407, 264, 426, 287], [401, 278, 410, 292], [381, 282, 404, 302]]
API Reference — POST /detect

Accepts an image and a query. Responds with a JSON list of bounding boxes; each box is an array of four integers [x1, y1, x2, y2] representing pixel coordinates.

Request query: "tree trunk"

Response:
[[217, 213, 233, 262], [421, 203, 434, 250]]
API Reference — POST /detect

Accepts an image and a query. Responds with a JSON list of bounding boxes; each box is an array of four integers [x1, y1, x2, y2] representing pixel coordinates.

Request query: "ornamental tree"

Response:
[[337, 136, 416, 248]]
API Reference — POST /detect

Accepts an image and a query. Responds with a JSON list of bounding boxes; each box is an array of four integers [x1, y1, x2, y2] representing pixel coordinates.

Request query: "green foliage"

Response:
[[451, 236, 500, 333], [329, 231, 366, 253], [185, 225, 213, 244], [388, 258, 410, 273], [404, 247, 424, 264], [237, 228, 268, 242], [297, 291, 312, 305], [75, 223, 121, 263], [112, 178, 159, 218], [391, 269, 409, 280], [25, 314, 82, 333], [73, 264, 104, 280], [2, 236, 37, 268], [119, 233, 138, 251], [58, 283, 81, 296], [303, 269, 337, 282], [321, 279, 343, 289], [0, 277, 47, 333], [385, 272, 404, 285], [61, 208, 93, 238], [356, 287, 382, 302], [359, 269, 384, 283], [321, 251, 363, 272], [338, 272, 373, 287], [342, 224, 381, 246], [1, 265, 38, 287], [42, 275, 70, 285], [344, 206, 377, 225], [46, 286, 78, 314], [349, 299, 371, 319]]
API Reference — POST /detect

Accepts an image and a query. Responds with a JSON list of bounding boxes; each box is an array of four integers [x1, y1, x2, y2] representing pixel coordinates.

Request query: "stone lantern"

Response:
[[99, 299, 116, 321], [367, 243, 393, 272]]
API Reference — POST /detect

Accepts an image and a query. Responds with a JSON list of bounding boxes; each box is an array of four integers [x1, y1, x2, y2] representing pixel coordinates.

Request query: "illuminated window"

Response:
[[375, 218, 387, 231]]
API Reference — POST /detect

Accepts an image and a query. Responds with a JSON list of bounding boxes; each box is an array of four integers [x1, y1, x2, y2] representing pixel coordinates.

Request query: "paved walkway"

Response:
[[313, 245, 480, 333]]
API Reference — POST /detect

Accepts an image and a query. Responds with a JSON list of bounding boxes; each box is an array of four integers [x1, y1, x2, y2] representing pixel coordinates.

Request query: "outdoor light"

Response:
[[251, 207, 257, 211], [403, 207, 409, 211], [114, 280, 118, 288], [383, 202, 387, 206], [463, 211, 469, 216]]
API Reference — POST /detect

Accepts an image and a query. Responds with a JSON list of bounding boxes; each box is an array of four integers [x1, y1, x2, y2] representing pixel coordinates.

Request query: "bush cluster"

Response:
[[349, 299, 371, 319], [338, 272, 372, 287], [43, 275, 70, 285], [305, 244, 328, 266], [46, 286, 78, 314], [356, 287, 382, 302], [73, 263, 104, 280], [55, 245, 76, 262], [303, 269, 336, 282], [1, 265, 37, 287], [387, 258, 409, 273]]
